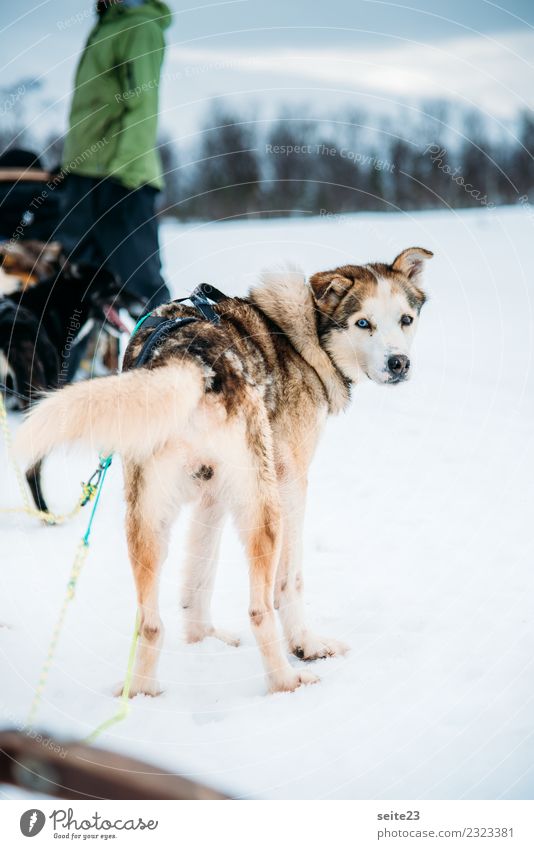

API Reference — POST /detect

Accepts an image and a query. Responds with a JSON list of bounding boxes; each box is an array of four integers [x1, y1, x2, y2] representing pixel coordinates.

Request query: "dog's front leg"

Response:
[[181, 497, 240, 647], [231, 410, 318, 693], [276, 477, 349, 661], [243, 488, 318, 693]]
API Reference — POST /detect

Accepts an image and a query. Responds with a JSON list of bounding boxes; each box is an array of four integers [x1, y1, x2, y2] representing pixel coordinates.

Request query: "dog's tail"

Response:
[[14, 362, 203, 467]]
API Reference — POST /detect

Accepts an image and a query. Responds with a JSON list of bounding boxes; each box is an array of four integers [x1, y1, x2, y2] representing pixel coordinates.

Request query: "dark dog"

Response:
[[1, 262, 141, 513], [0, 299, 58, 405]]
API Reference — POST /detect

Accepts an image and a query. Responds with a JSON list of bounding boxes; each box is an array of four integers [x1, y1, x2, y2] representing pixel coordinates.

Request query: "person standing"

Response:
[[59, 0, 172, 310]]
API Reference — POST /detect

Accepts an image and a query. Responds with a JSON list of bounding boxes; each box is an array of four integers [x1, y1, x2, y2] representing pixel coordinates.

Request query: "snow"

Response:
[[1, 206, 534, 800]]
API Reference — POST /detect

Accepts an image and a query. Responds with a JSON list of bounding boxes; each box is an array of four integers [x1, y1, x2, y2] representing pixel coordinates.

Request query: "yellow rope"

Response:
[[1, 392, 138, 739], [84, 610, 140, 745], [0, 392, 97, 524], [25, 451, 138, 743], [26, 539, 90, 728], [3, 327, 143, 741], [0, 499, 89, 526]]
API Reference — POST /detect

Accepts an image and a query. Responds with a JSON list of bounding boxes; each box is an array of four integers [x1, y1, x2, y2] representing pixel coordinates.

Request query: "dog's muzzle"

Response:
[[387, 354, 410, 381]]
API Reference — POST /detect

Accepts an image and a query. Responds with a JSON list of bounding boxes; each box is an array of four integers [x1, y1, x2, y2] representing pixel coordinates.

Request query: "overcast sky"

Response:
[[1, 0, 533, 143]]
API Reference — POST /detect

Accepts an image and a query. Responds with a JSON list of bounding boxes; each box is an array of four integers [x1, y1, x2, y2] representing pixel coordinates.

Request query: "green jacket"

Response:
[[62, 0, 171, 190]]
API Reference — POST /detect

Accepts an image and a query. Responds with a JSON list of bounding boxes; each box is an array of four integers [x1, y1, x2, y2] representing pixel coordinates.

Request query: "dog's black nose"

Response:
[[387, 354, 410, 377]]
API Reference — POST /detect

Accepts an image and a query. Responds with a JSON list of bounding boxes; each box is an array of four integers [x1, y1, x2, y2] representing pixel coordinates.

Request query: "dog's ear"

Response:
[[392, 247, 433, 283], [310, 271, 353, 314]]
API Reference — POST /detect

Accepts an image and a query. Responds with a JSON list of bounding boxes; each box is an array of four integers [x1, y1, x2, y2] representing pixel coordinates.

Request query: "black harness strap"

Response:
[[130, 283, 228, 370], [185, 283, 226, 323], [132, 315, 198, 369]]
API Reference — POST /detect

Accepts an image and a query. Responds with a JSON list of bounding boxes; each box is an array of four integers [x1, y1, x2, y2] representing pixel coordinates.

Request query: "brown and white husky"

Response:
[[16, 247, 432, 696]]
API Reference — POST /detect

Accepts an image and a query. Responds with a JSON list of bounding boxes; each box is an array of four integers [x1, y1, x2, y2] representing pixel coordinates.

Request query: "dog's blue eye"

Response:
[[401, 314, 413, 326], [356, 318, 370, 329]]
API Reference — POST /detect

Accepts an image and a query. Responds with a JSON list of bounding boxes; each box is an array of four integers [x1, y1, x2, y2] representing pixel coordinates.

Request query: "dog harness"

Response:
[[130, 283, 228, 369]]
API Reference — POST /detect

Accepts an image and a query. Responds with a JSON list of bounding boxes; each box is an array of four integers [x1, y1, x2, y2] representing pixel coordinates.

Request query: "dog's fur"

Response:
[[15, 247, 432, 695], [0, 240, 64, 295], [2, 261, 141, 512], [1, 260, 130, 410]]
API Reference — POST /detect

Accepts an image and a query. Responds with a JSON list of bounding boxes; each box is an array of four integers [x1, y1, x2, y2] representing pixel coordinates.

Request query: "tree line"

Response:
[[157, 102, 534, 220], [2, 95, 533, 221]]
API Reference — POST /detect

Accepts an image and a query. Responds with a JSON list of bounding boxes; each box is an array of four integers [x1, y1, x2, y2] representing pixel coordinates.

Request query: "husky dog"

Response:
[[16, 247, 432, 695]]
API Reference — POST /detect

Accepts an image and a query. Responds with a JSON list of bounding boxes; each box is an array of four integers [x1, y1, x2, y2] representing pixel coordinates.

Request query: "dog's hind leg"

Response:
[[181, 497, 240, 647], [25, 459, 49, 514], [120, 457, 176, 697], [123, 512, 169, 697]]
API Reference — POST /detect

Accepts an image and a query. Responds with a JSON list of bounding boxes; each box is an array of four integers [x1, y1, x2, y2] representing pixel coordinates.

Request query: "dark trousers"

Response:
[[58, 174, 170, 311]]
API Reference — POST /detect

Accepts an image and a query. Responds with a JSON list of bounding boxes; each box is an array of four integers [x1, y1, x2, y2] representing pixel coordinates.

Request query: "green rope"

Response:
[[131, 310, 152, 336]]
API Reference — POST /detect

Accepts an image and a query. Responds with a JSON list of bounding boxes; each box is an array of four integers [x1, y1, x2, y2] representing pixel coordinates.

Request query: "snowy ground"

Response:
[[1, 206, 534, 800]]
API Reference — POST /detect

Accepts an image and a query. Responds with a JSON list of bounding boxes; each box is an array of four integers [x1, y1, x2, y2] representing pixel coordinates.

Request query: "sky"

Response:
[[1, 1, 533, 144]]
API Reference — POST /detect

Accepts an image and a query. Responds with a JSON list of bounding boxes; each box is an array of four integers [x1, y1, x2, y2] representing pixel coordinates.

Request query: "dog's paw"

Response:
[[185, 624, 240, 647], [211, 627, 241, 647], [291, 634, 350, 661], [113, 678, 163, 698], [269, 669, 320, 693]]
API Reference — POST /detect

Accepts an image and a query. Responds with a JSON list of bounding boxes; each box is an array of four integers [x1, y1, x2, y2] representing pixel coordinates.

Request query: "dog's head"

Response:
[[0, 240, 64, 289], [310, 247, 432, 385]]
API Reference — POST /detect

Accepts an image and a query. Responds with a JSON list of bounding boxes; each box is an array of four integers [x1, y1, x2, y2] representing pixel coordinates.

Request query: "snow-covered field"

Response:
[[1, 206, 533, 800]]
